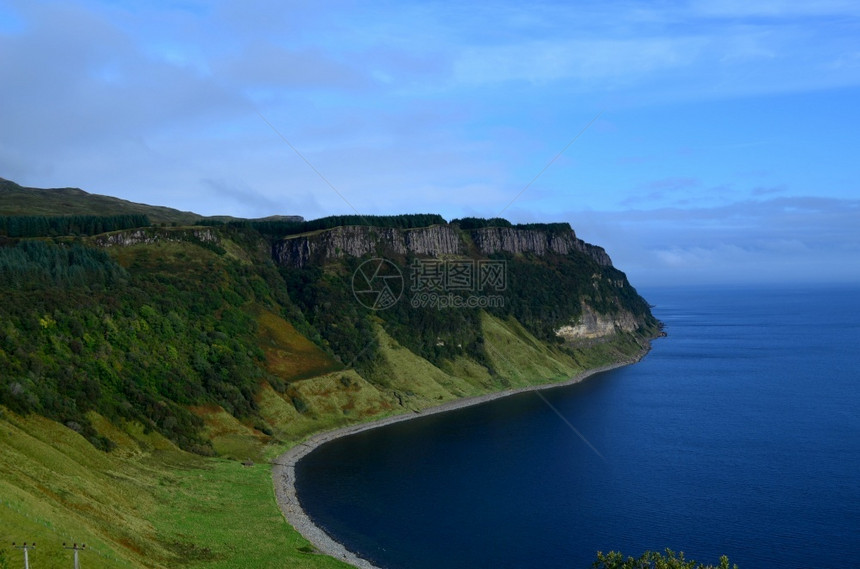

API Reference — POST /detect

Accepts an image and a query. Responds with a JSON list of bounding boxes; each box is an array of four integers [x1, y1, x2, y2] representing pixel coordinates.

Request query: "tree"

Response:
[[592, 549, 738, 569]]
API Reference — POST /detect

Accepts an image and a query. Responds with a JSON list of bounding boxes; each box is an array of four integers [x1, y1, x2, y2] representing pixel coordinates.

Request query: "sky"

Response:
[[1, 0, 859, 286]]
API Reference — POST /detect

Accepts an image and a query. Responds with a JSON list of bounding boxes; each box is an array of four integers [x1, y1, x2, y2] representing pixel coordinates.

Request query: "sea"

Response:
[[296, 286, 860, 569]]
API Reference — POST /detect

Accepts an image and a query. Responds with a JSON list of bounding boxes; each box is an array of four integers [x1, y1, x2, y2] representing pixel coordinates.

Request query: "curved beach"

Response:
[[272, 354, 647, 569]]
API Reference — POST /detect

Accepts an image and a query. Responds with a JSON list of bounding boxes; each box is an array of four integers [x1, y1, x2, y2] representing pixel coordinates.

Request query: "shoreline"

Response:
[[271, 349, 649, 569]]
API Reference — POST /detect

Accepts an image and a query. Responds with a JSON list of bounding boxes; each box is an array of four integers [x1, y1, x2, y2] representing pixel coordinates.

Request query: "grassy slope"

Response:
[[0, 410, 353, 569], [0, 178, 201, 225], [1, 306, 652, 568]]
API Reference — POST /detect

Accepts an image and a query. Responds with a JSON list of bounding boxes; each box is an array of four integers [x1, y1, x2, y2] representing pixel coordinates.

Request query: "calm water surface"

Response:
[[297, 286, 860, 568]]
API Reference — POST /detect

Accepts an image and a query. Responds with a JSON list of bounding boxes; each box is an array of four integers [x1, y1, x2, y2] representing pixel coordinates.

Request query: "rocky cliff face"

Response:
[[93, 227, 219, 247], [272, 225, 464, 267], [273, 224, 612, 268], [470, 227, 612, 266], [555, 303, 641, 341]]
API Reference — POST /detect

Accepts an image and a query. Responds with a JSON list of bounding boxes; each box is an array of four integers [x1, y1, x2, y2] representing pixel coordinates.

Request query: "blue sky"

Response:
[[1, 0, 859, 285]]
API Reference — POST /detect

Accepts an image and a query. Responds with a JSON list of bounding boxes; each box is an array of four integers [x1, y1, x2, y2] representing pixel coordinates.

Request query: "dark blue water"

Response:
[[296, 286, 860, 568]]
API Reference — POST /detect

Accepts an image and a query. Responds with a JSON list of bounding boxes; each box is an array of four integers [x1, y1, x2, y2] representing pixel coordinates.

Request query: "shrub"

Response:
[[592, 549, 737, 569]]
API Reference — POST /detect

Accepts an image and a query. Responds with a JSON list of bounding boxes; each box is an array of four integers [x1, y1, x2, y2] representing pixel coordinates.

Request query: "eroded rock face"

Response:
[[405, 226, 464, 256], [273, 225, 612, 268], [272, 226, 464, 267], [93, 228, 218, 247], [572, 240, 613, 267], [555, 304, 641, 341], [470, 227, 612, 267]]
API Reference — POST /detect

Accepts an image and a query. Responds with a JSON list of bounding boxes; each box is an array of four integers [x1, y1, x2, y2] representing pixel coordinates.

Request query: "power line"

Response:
[[12, 542, 35, 569], [63, 542, 86, 569]]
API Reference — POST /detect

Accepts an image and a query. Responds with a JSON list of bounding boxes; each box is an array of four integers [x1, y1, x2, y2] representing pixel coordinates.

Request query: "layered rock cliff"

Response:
[[93, 227, 219, 247], [470, 227, 612, 266], [272, 225, 463, 268], [273, 224, 612, 268], [87, 220, 651, 344], [555, 303, 641, 341]]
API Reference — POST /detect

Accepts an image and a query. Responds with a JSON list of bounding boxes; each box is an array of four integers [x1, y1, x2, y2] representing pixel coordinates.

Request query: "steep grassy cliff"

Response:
[[0, 180, 659, 568]]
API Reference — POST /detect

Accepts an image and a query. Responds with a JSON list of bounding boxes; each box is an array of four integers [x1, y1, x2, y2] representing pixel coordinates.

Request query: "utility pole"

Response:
[[63, 543, 86, 569], [11, 542, 35, 569]]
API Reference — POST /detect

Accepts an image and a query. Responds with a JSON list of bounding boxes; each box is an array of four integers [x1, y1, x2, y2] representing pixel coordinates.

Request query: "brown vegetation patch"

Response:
[[255, 309, 340, 381]]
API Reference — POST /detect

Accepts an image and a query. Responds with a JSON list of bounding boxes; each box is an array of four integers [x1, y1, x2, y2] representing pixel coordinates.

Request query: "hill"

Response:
[[0, 178, 202, 225], [0, 178, 659, 568]]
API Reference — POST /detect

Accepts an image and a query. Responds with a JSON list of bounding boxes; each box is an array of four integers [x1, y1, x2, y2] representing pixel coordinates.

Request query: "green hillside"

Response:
[[0, 179, 660, 568], [0, 313, 649, 569], [0, 178, 201, 225]]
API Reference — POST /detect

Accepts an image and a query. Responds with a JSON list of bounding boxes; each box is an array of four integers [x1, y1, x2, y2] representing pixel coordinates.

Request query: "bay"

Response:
[[296, 286, 860, 568]]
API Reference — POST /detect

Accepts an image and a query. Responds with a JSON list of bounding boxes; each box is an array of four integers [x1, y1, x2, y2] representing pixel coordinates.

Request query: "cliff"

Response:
[[82, 220, 649, 351], [272, 225, 463, 267], [555, 303, 641, 341], [273, 224, 612, 268], [470, 227, 613, 266], [268, 220, 656, 360], [92, 227, 220, 247]]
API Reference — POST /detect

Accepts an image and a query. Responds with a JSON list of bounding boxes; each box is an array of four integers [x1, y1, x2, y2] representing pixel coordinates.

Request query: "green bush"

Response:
[[593, 549, 737, 569]]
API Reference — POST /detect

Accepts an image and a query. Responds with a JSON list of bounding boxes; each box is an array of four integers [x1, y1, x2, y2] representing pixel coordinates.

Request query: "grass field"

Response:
[[0, 409, 355, 569]]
